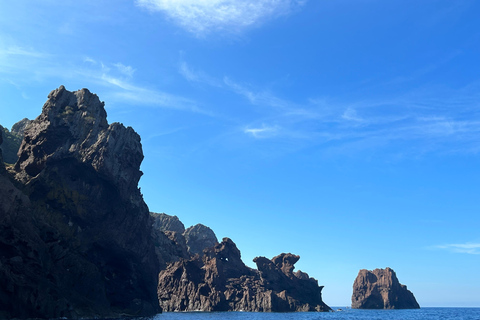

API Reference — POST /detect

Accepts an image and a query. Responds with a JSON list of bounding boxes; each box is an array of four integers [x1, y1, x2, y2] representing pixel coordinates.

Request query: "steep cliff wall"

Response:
[[158, 237, 331, 312], [0, 86, 161, 318]]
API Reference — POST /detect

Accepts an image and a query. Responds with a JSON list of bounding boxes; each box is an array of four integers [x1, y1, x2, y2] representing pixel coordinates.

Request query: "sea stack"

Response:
[[352, 267, 420, 309]]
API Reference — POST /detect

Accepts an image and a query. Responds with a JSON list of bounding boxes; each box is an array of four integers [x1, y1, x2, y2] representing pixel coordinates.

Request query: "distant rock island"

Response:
[[352, 267, 420, 309], [0, 86, 331, 318]]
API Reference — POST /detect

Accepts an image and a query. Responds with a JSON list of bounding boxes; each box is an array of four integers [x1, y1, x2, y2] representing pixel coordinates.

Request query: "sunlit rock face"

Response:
[[157, 237, 331, 312], [0, 86, 161, 318], [352, 267, 420, 309]]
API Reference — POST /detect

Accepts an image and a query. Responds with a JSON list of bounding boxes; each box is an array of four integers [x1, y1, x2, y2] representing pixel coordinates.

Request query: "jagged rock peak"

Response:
[[15, 86, 143, 196], [352, 267, 420, 309], [184, 223, 218, 255], [11, 118, 33, 136], [150, 212, 186, 234], [272, 253, 300, 277], [158, 237, 331, 312]]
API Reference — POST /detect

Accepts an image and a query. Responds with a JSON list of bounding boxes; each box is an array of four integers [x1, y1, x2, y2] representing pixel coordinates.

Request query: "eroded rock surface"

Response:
[[0, 86, 161, 318], [151, 213, 185, 234], [352, 267, 420, 309], [150, 213, 218, 269], [184, 224, 218, 255], [157, 237, 331, 312]]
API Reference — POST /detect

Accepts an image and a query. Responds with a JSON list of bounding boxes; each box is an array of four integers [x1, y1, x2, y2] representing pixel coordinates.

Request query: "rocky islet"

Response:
[[351, 267, 420, 309]]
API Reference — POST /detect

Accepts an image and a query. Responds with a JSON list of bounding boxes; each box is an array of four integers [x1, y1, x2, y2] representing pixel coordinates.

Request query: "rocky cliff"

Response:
[[0, 86, 161, 318], [184, 223, 218, 256], [352, 267, 420, 309], [0, 118, 28, 164], [150, 213, 219, 270], [158, 237, 331, 312]]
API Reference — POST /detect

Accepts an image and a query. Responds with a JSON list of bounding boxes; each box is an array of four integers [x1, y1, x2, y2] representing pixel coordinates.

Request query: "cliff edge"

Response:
[[0, 86, 161, 318]]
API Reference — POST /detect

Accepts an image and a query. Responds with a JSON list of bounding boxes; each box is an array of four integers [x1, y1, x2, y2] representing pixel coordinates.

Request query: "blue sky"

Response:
[[1, 0, 480, 307]]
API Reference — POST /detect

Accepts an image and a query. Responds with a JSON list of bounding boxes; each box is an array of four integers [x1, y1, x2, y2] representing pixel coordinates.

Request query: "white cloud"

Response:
[[114, 63, 136, 78], [342, 107, 364, 122], [136, 0, 306, 36], [244, 125, 279, 138], [434, 243, 480, 255], [0, 46, 48, 58], [223, 77, 289, 109], [179, 61, 222, 87]]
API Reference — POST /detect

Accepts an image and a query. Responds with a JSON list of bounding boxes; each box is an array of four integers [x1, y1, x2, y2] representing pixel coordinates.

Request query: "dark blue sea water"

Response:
[[133, 308, 480, 320]]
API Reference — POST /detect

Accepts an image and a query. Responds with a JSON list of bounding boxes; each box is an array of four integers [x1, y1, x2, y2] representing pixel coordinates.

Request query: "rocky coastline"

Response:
[[0, 86, 332, 318]]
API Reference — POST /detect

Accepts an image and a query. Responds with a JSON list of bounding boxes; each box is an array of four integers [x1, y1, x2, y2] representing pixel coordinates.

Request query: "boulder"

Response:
[[352, 267, 420, 309]]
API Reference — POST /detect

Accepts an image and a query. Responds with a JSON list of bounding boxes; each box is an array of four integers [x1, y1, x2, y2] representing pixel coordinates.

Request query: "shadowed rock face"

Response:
[[150, 213, 219, 269], [0, 118, 29, 165], [0, 86, 161, 318], [157, 237, 331, 312], [184, 224, 218, 255], [352, 267, 420, 309], [151, 213, 185, 234]]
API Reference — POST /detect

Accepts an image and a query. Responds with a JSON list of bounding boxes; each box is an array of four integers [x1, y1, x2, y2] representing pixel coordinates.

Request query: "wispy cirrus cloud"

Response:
[[178, 60, 480, 153], [135, 0, 306, 36], [0, 46, 204, 113], [244, 124, 280, 139], [433, 243, 480, 255]]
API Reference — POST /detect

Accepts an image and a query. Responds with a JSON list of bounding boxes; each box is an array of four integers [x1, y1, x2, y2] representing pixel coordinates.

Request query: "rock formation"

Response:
[[157, 237, 331, 312], [0, 86, 161, 318], [150, 212, 219, 269], [184, 223, 218, 255], [1, 86, 334, 318], [151, 212, 185, 234], [352, 267, 420, 309], [0, 120, 25, 164], [10, 118, 33, 137]]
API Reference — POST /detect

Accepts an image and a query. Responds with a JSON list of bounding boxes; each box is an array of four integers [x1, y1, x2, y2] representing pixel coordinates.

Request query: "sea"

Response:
[[121, 308, 480, 320]]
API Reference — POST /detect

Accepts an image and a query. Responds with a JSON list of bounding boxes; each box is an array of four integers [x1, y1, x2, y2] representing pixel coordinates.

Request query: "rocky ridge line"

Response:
[[157, 237, 331, 312]]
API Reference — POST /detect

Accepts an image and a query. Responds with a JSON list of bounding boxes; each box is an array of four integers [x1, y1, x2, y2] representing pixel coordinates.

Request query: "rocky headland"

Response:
[[1, 86, 160, 318], [351, 267, 420, 309], [0, 86, 331, 318], [157, 237, 331, 312]]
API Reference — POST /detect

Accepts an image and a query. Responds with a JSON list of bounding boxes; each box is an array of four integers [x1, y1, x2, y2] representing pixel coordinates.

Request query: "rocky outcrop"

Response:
[[150, 213, 218, 269], [157, 237, 331, 312], [11, 118, 33, 137], [0, 86, 161, 318], [184, 224, 218, 255], [151, 212, 185, 234], [0, 123, 23, 165], [352, 267, 420, 309]]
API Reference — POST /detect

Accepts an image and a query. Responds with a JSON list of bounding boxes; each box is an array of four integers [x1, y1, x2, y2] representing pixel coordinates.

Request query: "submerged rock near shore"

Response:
[[352, 267, 420, 309], [0, 86, 160, 318], [158, 237, 331, 312]]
